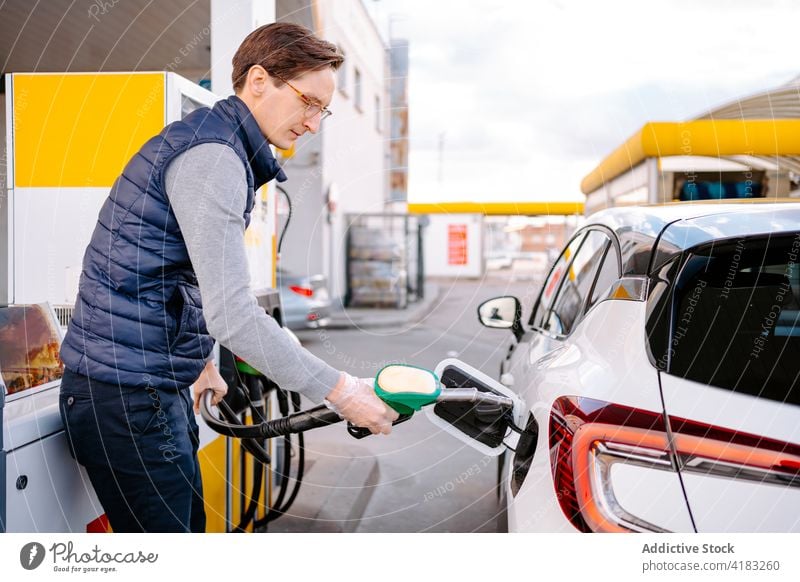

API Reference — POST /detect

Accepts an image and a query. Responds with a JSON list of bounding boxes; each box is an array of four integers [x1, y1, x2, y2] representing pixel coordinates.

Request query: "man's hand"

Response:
[[193, 360, 228, 414], [325, 372, 400, 435]]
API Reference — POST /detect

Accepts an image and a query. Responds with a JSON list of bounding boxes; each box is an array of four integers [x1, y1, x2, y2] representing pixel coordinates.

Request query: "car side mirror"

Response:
[[477, 296, 523, 339]]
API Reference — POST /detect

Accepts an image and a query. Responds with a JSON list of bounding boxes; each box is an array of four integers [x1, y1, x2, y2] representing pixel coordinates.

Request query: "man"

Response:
[[58, 22, 399, 533]]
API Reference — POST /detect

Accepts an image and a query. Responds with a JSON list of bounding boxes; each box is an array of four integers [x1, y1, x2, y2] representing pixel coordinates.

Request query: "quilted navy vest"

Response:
[[60, 95, 287, 390]]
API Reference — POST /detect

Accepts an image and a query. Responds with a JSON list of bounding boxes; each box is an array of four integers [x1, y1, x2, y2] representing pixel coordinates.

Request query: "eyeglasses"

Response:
[[274, 73, 332, 122]]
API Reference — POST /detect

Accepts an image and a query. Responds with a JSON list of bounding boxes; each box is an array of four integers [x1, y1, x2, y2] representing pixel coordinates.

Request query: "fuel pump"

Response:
[[2, 71, 283, 532], [213, 346, 310, 532]]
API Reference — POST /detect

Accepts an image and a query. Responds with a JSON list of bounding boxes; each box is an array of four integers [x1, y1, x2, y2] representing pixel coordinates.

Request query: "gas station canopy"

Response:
[[407, 201, 584, 215], [580, 119, 800, 195]]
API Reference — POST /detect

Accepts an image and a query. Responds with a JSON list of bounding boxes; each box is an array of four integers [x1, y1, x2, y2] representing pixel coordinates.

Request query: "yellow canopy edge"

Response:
[[407, 201, 584, 215], [580, 120, 800, 195]]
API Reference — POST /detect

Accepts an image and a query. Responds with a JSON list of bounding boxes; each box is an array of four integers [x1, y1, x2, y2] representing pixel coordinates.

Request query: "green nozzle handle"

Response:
[[373, 364, 442, 415]]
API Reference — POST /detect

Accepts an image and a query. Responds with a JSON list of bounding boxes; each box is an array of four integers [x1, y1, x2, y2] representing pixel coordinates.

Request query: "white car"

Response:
[[475, 202, 800, 533]]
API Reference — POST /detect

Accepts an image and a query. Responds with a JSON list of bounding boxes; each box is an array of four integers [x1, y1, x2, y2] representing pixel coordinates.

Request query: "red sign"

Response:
[[448, 224, 468, 265]]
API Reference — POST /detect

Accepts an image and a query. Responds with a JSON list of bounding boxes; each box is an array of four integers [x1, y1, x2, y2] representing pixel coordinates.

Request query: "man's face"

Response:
[[240, 67, 335, 150]]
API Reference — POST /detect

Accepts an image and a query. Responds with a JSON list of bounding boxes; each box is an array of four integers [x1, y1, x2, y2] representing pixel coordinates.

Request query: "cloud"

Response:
[[376, 0, 800, 203]]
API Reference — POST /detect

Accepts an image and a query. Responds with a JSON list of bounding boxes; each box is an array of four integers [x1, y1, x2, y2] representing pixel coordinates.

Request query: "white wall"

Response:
[[318, 0, 390, 299], [424, 214, 484, 278], [219, 0, 391, 302], [277, 143, 326, 278], [210, 0, 277, 96]]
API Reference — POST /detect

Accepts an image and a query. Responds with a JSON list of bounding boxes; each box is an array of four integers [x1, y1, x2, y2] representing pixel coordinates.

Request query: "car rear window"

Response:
[[665, 234, 799, 405]]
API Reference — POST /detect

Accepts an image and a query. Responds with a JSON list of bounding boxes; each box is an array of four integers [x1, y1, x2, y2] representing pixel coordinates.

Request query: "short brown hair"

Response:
[[231, 22, 344, 92]]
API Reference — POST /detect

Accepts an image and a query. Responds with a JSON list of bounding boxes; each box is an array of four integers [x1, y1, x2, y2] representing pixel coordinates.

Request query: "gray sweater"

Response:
[[164, 143, 340, 403]]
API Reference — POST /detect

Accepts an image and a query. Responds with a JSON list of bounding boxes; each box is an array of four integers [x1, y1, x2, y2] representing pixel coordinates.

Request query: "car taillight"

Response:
[[290, 285, 314, 297], [86, 514, 110, 533], [550, 396, 800, 533]]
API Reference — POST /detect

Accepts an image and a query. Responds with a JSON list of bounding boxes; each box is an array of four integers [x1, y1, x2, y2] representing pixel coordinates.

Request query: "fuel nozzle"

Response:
[[474, 402, 509, 427]]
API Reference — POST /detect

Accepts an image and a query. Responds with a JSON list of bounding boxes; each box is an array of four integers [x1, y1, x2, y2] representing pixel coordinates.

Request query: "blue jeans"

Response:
[[59, 368, 206, 532]]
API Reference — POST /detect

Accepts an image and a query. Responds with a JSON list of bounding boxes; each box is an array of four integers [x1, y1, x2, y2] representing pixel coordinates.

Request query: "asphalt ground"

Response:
[[272, 271, 542, 532]]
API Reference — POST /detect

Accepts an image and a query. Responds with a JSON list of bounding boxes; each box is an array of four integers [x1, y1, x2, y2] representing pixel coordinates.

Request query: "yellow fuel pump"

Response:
[[1, 72, 282, 532]]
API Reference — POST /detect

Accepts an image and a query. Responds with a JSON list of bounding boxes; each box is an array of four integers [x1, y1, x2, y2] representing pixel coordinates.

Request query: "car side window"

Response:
[[588, 243, 621, 309], [543, 230, 611, 336], [529, 232, 586, 329]]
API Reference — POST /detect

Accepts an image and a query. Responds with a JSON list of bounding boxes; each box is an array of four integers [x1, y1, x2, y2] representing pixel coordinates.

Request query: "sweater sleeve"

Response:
[[164, 142, 340, 402]]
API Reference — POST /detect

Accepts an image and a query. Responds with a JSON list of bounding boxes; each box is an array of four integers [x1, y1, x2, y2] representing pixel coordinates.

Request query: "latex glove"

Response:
[[193, 360, 228, 414], [325, 372, 400, 435]]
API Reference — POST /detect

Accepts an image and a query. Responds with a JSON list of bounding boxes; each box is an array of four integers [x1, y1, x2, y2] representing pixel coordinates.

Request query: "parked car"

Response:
[[477, 202, 799, 532], [277, 268, 332, 330], [486, 250, 514, 270]]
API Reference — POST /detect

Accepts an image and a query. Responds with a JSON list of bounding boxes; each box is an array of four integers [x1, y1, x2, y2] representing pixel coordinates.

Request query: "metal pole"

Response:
[[225, 436, 232, 531], [437, 132, 445, 185], [344, 216, 352, 307], [417, 218, 425, 300]]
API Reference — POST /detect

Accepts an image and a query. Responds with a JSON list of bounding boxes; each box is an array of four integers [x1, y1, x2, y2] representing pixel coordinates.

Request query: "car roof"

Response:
[[583, 201, 800, 275], [586, 201, 798, 240]]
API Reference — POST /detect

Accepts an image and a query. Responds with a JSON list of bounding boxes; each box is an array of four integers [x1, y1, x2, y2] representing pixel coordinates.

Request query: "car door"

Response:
[[654, 232, 800, 532], [504, 228, 618, 526], [502, 232, 585, 394], [511, 229, 611, 403]]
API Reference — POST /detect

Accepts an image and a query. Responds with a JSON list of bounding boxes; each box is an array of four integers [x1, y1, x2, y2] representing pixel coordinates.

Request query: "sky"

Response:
[[368, 0, 800, 204]]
